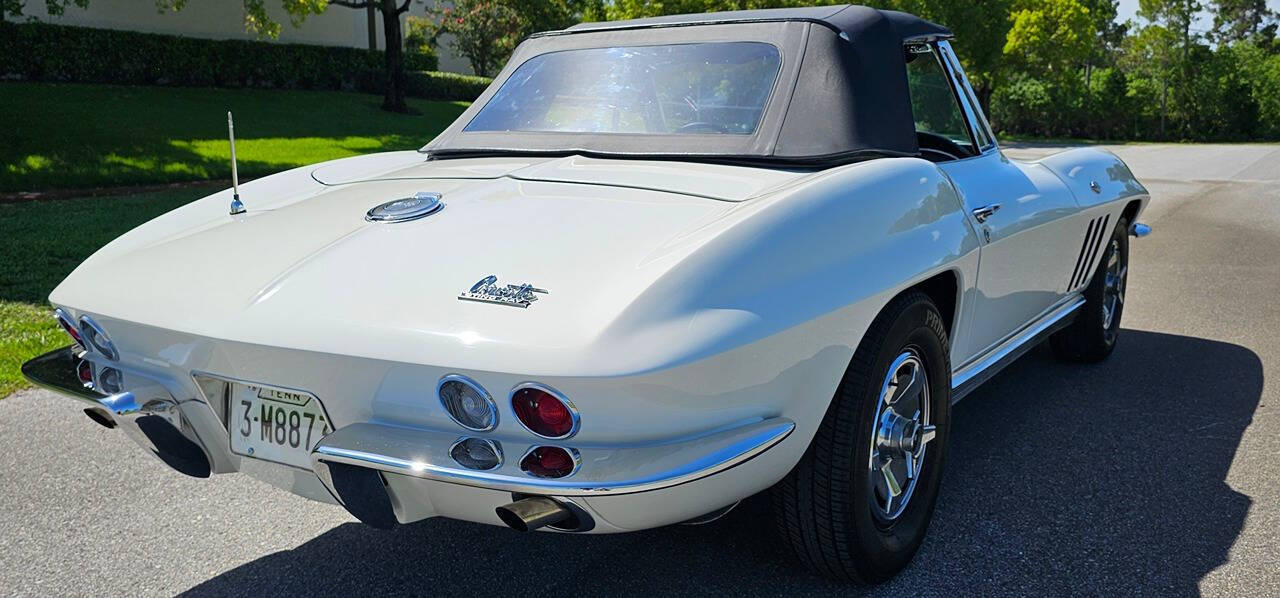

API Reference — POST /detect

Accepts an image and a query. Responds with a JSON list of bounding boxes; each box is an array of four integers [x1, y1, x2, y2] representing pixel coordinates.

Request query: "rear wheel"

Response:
[[773, 292, 950, 583], [1052, 216, 1129, 362]]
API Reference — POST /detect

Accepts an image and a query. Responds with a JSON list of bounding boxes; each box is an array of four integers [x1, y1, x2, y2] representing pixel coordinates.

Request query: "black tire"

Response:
[[1051, 216, 1129, 362], [772, 292, 951, 584]]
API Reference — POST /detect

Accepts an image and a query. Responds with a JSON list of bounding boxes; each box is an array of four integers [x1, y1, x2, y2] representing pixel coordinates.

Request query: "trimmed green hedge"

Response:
[[406, 70, 492, 102], [1, 22, 490, 101]]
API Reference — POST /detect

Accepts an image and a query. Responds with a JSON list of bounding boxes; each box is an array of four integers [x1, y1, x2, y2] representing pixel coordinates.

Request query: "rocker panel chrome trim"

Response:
[[950, 296, 1085, 403]]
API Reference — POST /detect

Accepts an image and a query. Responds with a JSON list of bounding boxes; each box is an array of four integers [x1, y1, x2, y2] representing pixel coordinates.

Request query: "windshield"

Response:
[[464, 42, 782, 136]]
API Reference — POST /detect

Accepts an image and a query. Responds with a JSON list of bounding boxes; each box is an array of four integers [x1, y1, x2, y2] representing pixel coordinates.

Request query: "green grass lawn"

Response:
[[0, 187, 215, 397], [0, 82, 470, 396], [0, 82, 469, 192]]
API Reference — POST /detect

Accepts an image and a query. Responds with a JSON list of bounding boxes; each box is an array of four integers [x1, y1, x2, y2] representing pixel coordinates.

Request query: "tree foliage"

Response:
[[2, 0, 89, 19], [1211, 0, 1278, 43], [1004, 0, 1095, 78], [873, 0, 1015, 113], [21, 0, 1280, 141], [414, 0, 580, 76], [153, 1, 419, 113]]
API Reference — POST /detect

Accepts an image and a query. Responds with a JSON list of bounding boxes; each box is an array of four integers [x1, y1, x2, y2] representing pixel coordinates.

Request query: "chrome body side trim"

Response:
[[950, 296, 1085, 403], [311, 417, 794, 497]]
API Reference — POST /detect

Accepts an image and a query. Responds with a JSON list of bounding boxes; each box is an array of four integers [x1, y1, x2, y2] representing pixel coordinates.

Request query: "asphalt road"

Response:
[[3, 143, 1279, 596]]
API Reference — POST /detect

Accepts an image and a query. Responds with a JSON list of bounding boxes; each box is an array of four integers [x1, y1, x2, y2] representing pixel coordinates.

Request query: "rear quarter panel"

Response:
[[1035, 147, 1150, 211], [1028, 147, 1151, 294]]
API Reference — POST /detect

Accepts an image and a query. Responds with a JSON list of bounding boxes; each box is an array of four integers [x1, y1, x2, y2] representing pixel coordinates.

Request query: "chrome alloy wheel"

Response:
[[868, 350, 937, 522], [1101, 238, 1127, 330]]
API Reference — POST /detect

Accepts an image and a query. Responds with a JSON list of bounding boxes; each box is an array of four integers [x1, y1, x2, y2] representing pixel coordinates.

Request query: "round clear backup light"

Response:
[[450, 437, 503, 471], [77, 315, 118, 361], [98, 367, 123, 395], [438, 375, 498, 432]]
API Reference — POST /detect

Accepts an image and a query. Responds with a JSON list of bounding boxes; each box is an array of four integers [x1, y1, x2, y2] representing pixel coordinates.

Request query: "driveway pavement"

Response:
[[2, 143, 1278, 596]]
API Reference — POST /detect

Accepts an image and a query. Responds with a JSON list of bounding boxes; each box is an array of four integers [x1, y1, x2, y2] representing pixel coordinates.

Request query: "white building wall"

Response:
[[433, 32, 474, 74], [23, 1, 377, 48], [19, 0, 475, 74]]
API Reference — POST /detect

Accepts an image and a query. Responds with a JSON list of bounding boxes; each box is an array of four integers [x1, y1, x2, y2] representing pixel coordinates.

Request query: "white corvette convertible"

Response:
[[24, 5, 1149, 583]]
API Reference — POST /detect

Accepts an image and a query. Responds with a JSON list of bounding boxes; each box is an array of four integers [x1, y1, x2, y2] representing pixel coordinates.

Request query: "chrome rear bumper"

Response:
[[308, 418, 793, 530], [22, 346, 213, 477], [25, 345, 797, 531], [311, 418, 794, 497]]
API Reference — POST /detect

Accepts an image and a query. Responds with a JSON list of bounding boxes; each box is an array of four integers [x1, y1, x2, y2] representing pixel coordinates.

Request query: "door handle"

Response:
[[972, 204, 1001, 223]]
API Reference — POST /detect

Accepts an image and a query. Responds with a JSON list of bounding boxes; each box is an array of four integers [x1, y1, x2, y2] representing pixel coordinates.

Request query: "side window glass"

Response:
[[960, 82, 994, 149], [904, 44, 977, 162], [940, 44, 995, 150]]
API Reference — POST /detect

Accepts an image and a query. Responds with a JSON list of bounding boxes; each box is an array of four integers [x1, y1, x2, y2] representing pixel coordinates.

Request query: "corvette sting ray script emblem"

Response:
[[458, 275, 548, 308]]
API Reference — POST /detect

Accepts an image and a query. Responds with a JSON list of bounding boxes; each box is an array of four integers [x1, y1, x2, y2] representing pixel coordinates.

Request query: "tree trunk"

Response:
[[1159, 77, 1168, 140], [975, 84, 993, 121], [379, 0, 408, 113]]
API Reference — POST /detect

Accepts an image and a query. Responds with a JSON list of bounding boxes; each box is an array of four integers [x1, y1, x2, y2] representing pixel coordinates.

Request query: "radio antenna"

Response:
[[227, 111, 246, 215]]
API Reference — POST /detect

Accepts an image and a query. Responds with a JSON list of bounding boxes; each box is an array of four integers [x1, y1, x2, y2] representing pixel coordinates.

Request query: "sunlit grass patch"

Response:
[[0, 301, 63, 398], [0, 187, 211, 397], [0, 82, 469, 192], [170, 135, 419, 170]]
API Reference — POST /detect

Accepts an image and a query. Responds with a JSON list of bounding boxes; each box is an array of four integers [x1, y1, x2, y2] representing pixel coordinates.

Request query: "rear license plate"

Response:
[[229, 383, 330, 469]]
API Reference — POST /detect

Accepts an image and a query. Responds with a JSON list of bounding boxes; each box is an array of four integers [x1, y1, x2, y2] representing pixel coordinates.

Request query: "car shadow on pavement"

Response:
[[182, 329, 1261, 596]]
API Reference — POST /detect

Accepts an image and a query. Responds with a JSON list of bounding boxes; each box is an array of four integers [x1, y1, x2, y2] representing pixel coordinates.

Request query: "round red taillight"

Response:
[[54, 308, 83, 347], [511, 384, 577, 439], [520, 446, 579, 478], [76, 359, 93, 386]]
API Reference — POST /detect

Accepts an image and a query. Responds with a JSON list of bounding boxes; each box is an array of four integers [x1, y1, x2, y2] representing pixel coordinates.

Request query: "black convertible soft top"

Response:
[[422, 5, 953, 167]]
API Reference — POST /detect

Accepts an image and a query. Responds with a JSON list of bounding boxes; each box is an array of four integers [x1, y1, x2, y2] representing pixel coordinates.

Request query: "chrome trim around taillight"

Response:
[[449, 437, 504, 471], [509, 382, 580, 440], [437, 374, 499, 432], [53, 308, 83, 349], [77, 315, 118, 361], [97, 366, 123, 395], [519, 445, 582, 479]]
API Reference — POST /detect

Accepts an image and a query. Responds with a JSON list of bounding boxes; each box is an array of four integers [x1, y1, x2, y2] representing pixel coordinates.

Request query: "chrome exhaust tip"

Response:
[[83, 408, 116, 429], [495, 497, 573, 532]]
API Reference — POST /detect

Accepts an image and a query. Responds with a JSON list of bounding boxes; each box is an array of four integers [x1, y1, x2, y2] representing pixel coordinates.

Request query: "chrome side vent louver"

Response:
[[1069, 214, 1110, 290]]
